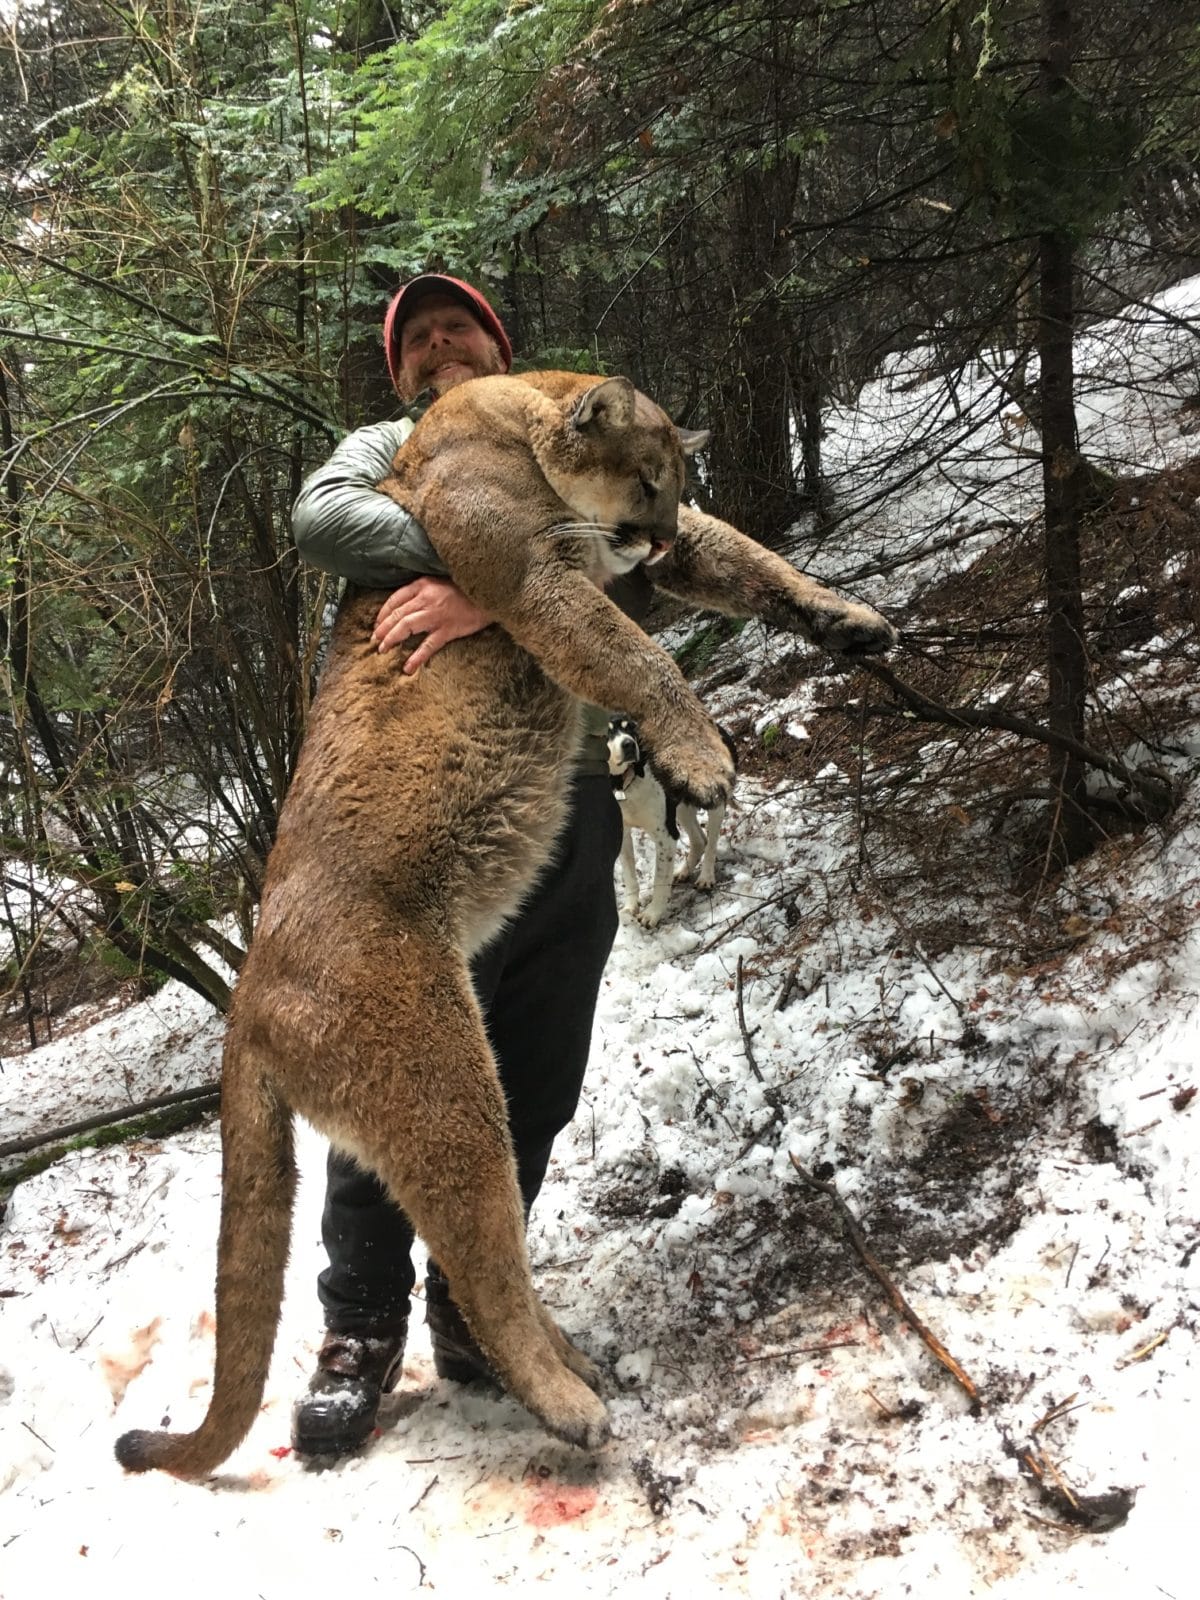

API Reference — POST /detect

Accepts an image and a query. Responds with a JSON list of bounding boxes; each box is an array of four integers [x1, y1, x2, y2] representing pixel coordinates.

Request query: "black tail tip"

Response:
[[114, 1428, 158, 1472]]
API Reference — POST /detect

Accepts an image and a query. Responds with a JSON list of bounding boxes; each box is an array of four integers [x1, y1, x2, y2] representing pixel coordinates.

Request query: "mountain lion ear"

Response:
[[572, 377, 636, 434], [677, 427, 710, 456]]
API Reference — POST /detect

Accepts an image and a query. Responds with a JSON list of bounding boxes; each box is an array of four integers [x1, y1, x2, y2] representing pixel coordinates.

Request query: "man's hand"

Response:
[[373, 576, 494, 674]]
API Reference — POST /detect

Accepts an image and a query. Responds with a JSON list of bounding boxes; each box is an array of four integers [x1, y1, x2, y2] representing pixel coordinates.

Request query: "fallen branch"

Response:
[[787, 1150, 981, 1409], [0, 1082, 220, 1159], [858, 659, 1175, 811], [735, 957, 786, 1156]]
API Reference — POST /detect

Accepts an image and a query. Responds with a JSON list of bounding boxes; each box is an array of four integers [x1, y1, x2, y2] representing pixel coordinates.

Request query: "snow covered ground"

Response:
[[2, 282, 1199, 1599]]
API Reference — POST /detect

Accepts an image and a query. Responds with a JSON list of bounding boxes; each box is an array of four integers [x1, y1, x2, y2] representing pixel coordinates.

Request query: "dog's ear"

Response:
[[677, 426, 710, 456]]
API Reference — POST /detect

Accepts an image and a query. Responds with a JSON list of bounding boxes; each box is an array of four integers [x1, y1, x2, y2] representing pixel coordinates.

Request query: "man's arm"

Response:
[[291, 420, 493, 671], [650, 505, 896, 656], [291, 420, 448, 587]]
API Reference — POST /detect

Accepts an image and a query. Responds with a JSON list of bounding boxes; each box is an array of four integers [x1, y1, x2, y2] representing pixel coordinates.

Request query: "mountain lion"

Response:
[[115, 370, 894, 1477]]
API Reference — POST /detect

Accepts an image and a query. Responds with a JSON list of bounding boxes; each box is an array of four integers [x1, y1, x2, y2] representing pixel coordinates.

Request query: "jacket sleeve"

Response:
[[290, 419, 450, 587]]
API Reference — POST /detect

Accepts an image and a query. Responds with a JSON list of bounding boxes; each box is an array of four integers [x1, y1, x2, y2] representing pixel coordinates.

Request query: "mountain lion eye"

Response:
[[639, 476, 656, 499]]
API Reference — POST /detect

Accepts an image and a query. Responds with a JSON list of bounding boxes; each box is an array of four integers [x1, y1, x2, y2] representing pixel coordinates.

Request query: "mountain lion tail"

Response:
[[115, 1036, 296, 1477]]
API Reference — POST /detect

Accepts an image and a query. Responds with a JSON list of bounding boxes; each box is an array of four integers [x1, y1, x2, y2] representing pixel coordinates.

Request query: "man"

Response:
[[289, 275, 653, 1454]]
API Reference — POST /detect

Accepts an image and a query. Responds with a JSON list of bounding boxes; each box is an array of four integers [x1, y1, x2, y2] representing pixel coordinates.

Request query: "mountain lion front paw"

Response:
[[812, 600, 897, 657], [645, 724, 735, 811]]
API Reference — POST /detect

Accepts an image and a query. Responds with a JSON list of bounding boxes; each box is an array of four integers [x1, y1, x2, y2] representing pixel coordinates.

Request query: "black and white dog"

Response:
[[606, 715, 737, 928]]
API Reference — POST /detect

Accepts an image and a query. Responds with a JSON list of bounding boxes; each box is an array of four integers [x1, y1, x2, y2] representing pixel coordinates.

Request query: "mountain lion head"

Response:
[[527, 375, 709, 584]]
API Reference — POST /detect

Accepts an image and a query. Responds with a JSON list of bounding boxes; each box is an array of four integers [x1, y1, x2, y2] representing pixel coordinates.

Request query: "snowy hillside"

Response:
[[2, 280, 1199, 1600]]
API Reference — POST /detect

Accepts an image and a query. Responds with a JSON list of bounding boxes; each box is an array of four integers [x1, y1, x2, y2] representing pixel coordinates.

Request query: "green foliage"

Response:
[[84, 933, 168, 989], [166, 860, 221, 925], [0, 0, 365, 1011], [926, 2, 1194, 241], [939, 50, 1138, 238], [306, 0, 605, 239], [673, 617, 747, 678]]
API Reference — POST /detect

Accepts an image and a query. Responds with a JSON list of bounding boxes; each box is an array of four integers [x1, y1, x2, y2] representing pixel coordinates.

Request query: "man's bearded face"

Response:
[[397, 294, 507, 401]]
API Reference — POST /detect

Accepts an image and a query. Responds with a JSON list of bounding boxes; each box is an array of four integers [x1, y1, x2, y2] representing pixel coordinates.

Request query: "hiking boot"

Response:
[[425, 1266, 498, 1387], [292, 1324, 408, 1457]]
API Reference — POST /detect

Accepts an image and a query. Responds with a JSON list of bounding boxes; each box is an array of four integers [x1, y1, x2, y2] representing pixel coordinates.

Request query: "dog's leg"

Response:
[[676, 804, 708, 882], [617, 823, 640, 916], [639, 826, 677, 928], [695, 800, 725, 889]]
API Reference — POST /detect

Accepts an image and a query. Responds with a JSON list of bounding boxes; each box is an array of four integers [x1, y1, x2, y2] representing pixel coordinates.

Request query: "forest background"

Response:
[[1, 0, 1199, 1047]]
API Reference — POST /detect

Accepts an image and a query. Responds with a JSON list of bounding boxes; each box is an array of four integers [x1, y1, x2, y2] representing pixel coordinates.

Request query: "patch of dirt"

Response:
[[750, 1086, 1043, 1320], [591, 1164, 689, 1221], [877, 1090, 1038, 1263], [747, 1192, 879, 1308]]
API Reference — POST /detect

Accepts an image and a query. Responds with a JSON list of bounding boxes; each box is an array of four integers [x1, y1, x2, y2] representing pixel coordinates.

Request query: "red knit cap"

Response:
[[383, 274, 513, 392]]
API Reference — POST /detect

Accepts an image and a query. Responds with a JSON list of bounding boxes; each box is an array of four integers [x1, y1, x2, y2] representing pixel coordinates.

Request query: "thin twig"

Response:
[[910, 940, 966, 1019], [1032, 1393, 1081, 1434], [696, 884, 794, 954], [1116, 1328, 1170, 1368], [737, 1339, 860, 1365], [862, 1387, 896, 1418], [687, 1047, 740, 1138], [409, 1475, 439, 1514], [735, 958, 786, 1155], [773, 953, 808, 1011], [735, 955, 765, 1084], [1027, 1446, 1080, 1511], [72, 1314, 105, 1353], [859, 659, 1174, 809], [787, 1151, 981, 1408]]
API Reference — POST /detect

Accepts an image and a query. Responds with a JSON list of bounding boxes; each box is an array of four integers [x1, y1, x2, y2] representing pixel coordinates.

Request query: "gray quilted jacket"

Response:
[[291, 418, 438, 587], [290, 416, 650, 772]]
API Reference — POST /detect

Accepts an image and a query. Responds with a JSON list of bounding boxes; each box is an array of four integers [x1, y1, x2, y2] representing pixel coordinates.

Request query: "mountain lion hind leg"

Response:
[[327, 949, 609, 1448]]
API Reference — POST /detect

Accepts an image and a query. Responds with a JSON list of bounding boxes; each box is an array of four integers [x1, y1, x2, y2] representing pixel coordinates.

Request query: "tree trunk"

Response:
[[1038, 0, 1094, 862], [706, 304, 801, 544], [796, 335, 830, 530], [706, 162, 805, 545]]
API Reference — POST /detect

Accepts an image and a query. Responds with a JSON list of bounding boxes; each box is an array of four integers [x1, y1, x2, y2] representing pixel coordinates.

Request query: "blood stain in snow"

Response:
[[525, 1481, 599, 1526]]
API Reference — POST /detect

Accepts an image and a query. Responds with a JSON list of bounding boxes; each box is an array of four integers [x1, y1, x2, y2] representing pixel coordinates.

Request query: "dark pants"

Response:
[[317, 773, 623, 1334]]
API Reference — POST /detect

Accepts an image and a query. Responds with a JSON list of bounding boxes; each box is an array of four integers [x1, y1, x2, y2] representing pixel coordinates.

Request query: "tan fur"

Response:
[[114, 371, 737, 1477], [653, 505, 898, 655]]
